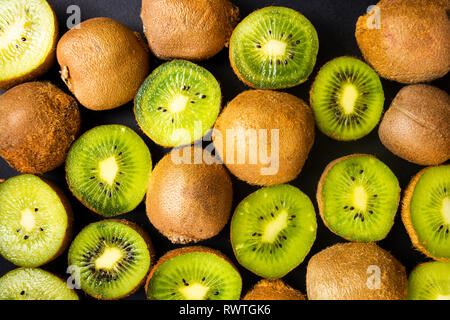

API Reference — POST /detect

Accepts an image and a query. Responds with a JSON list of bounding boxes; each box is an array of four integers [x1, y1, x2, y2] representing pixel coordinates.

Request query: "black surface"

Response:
[[0, 0, 448, 301]]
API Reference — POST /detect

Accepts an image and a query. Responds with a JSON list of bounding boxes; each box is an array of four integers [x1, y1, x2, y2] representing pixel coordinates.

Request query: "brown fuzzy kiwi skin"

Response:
[[243, 279, 306, 300], [146, 146, 233, 244], [213, 90, 315, 186], [306, 242, 408, 300], [401, 166, 450, 262], [0, 2, 58, 90], [355, 0, 450, 83], [0, 82, 81, 174], [56, 17, 150, 111], [378, 85, 450, 166], [141, 0, 239, 61]]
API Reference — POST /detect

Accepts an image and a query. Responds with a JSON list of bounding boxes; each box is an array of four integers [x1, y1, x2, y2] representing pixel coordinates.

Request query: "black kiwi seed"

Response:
[[214, 291, 219, 295], [288, 34, 292, 39], [40, 228, 44, 231], [350, 207, 354, 210], [295, 40, 300, 45], [259, 216, 264, 220], [359, 170, 364, 174], [21, 37, 26, 41], [276, 60, 281, 65], [20, 291, 25, 295], [350, 176, 355, 181], [256, 44, 261, 48], [200, 95, 206, 99], [24, 236, 29, 240], [202, 277, 205, 281], [344, 206, 348, 209], [34, 208, 38, 212]]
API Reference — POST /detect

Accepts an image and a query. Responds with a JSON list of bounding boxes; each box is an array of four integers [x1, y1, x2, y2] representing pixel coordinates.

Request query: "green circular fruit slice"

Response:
[[231, 184, 317, 278], [0, 175, 70, 267], [135, 60, 221, 147], [407, 261, 450, 300], [229, 6, 318, 89], [66, 125, 152, 217]]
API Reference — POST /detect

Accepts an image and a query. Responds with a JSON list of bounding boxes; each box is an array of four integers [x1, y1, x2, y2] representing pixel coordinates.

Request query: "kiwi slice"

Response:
[[229, 7, 318, 89], [135, 60, 221, 147], [231, 184, 317, 279], [68, 220, 152, 300], [0, 268, 78, 300], [146, 246, 242, 300], [310, 57, 384, 140], [402, 165, 450, 261], [407, 261, 450, 300], [66, 125, 152, 217], [0, 0, 58, 90], [317, 154, 400, 242], [0, 175, 72, 267]]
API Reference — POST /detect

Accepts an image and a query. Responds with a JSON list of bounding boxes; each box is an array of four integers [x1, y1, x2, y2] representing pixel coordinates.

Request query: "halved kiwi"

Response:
[[0, 175, 72, 267], [231, 184, 317, 279], [135, 60, 222, 147], [230, 6, 318, 89], [0, 268, 78, 300], [145, 246, 242, 300], [317, 154, 400, 242], [402, 165, 450, 261], [243, 279, 306, 300], [66, 125, 152, 217], [407, 261, 450, 300], [68, 219, 152, 300], [0, 0, 58, 90], [310, 57, 384, 140]]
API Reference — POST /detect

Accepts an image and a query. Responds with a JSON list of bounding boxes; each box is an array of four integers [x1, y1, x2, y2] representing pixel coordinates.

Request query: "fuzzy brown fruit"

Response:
[[146, 146, 233, 244], [378, 85, 450, 166], [57, 17, 150, 111], [306, 242, 408, 300], [213, 90, 315, 186], [140, 0, 239, 60], [0, 82, 81, 174], [243, 279, 306, 300], [355, 0, 450, 83]]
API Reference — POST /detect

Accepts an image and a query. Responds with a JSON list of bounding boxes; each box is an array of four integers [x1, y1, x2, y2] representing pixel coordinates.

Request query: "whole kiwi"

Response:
[[306, 242, 408, 300], [213, 90, 315, 186], [243, 279, 306, 300], [0, 82, 81, 174], [355, 0, 450, 83], [140, 0, 239, 60], [378, 85, 450, 166], [146, 146, 233, 244], [57, 17, 150, 111]]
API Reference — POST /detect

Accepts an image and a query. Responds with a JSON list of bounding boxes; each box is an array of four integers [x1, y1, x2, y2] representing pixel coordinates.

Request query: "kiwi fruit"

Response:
[[213, 90, 315, 186], [0, 0, 58, 90], [0, 81, 81, 174], [407, 261, 450, 300], [310, 56, 384, 141], [68, 219, 153, 300], [379, 85, 450, 166], [402, 165, 450, 261], [356, 0, 450, 83], [146, 146, 233, 244], [306, 242, 408, 300], [57, 17, 150, 111], [0, 268, 78, 300], [135, 60, 222, 147], [243, 279, 306, 300], [66, 125, 152, 217], [229, 6, 318, 89], [145, 246, 242, 300], [140, 0, 239, 60], [0, 174, 72, 267], [317, 154, 400, 242], [231, 184, 317, 279]]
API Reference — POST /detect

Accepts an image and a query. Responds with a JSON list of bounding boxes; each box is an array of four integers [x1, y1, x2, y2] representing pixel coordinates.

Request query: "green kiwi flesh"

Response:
[[231, 184, 317, 278], [0, 175, 71, 267], [66, 125, 152, 217], [135, 60, 221, 147], [310, 57, 384, 140], [407, 261, 450, 300], [0, 268, 78, 300], [229, 6, 318, 89]]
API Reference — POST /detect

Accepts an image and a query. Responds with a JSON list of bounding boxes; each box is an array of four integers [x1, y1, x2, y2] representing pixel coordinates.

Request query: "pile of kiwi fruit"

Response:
[[0, 0, 448, 302]]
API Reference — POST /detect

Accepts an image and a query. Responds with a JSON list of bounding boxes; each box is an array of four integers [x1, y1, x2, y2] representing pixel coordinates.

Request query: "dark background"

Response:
[[0, 0, 448, 300]]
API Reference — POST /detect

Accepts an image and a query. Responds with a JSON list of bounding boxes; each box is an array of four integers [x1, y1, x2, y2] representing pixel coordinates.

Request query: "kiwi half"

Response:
[[407, 261, 450, 300], [243, 279, 306, 300], [0, 268, 78, 300], [135, 60, 222, 147], [402, 165, 450, 261], [0, 175, 72, 267], [231, 184, 317, 279], [230, 6, 318, 89], [66, 125, 152, 217], [145, 246, 242, 300], [68, 220, 152, 300], [0, 0, 58, 90], [317, 154, 400, 242]]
